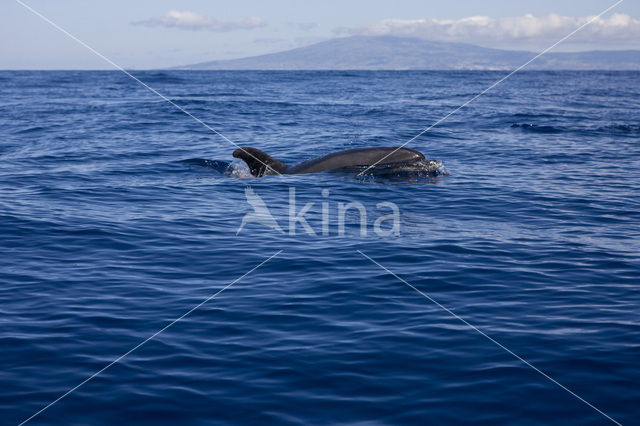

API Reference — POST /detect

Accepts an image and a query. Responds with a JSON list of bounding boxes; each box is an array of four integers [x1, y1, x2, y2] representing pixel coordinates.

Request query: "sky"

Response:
[[2, 0, 639, 69]]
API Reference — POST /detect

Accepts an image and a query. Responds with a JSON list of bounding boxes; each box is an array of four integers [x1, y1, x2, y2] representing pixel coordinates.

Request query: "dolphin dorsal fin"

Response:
[[233, 147, 287, 177]]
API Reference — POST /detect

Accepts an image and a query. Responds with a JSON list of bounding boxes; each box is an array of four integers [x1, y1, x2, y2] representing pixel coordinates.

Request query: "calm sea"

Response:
[[1, 70, 639, 425]]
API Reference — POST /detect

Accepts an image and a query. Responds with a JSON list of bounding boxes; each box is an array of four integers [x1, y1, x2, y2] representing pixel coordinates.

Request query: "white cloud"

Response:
[[133, 10, 266, 32], [337, 13, 640, 47]]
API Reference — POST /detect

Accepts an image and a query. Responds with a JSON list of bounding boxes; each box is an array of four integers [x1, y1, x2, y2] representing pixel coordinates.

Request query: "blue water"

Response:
[[1, 70, 639, 425]]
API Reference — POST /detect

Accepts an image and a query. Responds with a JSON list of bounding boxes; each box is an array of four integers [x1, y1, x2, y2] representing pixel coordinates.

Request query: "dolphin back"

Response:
[[233, 146, 427, 177], [289, 147, 425, 174]]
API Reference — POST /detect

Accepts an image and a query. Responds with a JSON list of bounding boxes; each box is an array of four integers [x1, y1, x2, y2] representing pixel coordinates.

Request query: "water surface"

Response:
[[1, 70, 639, 425]]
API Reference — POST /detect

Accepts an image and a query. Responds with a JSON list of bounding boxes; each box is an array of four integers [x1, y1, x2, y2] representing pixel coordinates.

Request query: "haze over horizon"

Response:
[[2, 0, 640, 69]]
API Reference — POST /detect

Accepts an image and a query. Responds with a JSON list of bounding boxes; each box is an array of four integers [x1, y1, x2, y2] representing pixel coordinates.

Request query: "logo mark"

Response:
[[236, 187, 284, 235], [237, 187, 400, 237]]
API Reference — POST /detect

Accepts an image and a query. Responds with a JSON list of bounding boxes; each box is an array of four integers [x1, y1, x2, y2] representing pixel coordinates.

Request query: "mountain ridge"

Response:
[[175, 36, 640, 70]]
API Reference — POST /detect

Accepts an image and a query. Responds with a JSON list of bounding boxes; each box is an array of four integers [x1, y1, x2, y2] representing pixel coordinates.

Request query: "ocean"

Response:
[[1, 70, 639, 425]]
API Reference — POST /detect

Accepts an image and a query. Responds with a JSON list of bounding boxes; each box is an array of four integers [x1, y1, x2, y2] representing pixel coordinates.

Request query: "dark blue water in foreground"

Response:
[[1, 71, 639, 425]]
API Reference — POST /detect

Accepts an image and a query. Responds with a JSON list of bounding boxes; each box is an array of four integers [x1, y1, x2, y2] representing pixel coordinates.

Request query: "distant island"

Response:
[[174, 36, 640, 71]]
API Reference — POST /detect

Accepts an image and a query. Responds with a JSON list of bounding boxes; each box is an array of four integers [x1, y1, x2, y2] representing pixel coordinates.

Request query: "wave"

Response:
[[13, 126, 48, 134], [510, 123, 563, 134], [132, 71, 186, 84], [177, 158, 253, 178], [510, 122, 640, 136], [601, 124, 640, 134]]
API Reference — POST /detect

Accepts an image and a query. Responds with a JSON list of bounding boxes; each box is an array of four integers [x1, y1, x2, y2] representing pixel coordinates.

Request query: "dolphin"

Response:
[[233, 146, 436, 177]]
